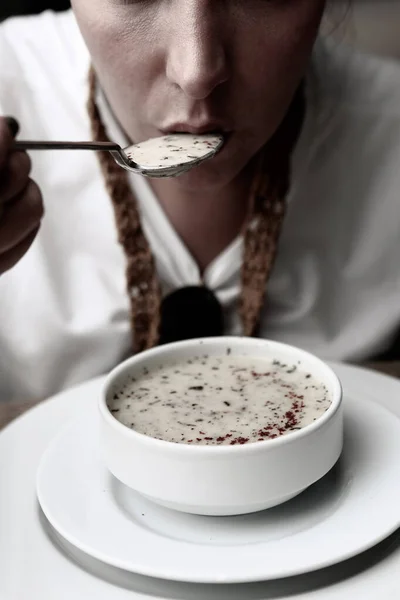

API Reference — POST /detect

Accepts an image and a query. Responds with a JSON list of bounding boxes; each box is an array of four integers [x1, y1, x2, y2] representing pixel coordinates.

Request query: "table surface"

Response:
[[1, 361, 399, 431], [2, 362, 400, 600], [2, 361, 400, 600]]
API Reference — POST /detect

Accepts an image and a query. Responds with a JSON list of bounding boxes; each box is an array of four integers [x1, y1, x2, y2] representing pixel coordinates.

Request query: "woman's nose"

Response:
[[165, 4, 229, 100]]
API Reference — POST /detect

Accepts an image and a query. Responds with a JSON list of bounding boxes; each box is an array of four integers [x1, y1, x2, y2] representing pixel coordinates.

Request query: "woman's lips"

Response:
[[160, 122, 231, 136]]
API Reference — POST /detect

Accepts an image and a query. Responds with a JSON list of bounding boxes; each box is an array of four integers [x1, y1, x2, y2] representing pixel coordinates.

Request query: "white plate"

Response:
[[36, 384, 400, 584]]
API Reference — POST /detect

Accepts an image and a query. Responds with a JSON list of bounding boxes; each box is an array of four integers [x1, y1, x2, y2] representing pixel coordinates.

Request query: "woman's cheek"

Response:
[[72, 1, 150, 71]]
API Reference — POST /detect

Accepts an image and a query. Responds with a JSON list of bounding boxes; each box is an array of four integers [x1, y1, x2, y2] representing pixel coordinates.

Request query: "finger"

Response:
[[0, 180, 44, 253], [0, 227, 39, 275], [0, 118, 15, 169], [0, 151, 32, 204], [4, 117, 20, 138]]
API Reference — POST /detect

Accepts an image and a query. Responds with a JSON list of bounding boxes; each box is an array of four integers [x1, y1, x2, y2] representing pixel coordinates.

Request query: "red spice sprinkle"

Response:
[[187, 440, 193, 443], [229, 436, 250, 446], [216, 436, 225, 442], [199, 431, 205, 435], [196, 438, 202, 442], [205, 437, 213, 441]]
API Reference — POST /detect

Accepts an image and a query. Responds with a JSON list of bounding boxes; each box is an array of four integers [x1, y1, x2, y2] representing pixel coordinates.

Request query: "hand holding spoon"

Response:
[[12, 131, 224, 178]]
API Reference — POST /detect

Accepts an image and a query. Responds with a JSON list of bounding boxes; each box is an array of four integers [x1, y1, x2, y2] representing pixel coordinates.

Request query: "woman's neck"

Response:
[[150, 168, 253, 273]]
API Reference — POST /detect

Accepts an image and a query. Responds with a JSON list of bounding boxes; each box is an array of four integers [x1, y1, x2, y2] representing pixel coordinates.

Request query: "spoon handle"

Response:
[[13, 140, 121, 152]]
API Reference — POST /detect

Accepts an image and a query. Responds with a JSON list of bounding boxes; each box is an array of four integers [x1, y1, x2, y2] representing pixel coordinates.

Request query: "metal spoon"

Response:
[[13, 133, 224, 178]]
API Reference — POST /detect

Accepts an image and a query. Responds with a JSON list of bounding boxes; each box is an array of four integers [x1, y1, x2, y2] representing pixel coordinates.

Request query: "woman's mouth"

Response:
[[160, 122, 232, 137]]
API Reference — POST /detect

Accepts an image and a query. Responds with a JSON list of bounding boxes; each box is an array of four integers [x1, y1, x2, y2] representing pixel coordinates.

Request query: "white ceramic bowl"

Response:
[[99, 337, 343, 516]]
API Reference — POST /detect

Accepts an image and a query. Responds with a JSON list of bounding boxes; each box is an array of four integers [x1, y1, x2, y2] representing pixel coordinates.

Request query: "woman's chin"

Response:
[[172, 148, 248, 192]]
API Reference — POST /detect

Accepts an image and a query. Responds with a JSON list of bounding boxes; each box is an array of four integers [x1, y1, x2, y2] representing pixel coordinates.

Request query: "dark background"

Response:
[[0, 0, 70, 21]]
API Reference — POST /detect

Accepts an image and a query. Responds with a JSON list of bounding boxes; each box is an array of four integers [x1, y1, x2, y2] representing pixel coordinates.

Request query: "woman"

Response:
[[0, 1, 400, 402]]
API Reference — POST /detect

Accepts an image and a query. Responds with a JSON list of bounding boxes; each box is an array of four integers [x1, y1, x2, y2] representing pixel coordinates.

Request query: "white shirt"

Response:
[[0, 10, 400, 403]]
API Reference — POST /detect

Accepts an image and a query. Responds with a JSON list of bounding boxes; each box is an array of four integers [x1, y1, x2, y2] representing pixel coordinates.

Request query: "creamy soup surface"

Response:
[[126, 134, 221, 168], [108, 354, 332, 446]]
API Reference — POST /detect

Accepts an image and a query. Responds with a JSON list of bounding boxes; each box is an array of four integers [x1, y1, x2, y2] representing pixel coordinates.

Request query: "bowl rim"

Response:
[[99, 337, 343, 455]]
